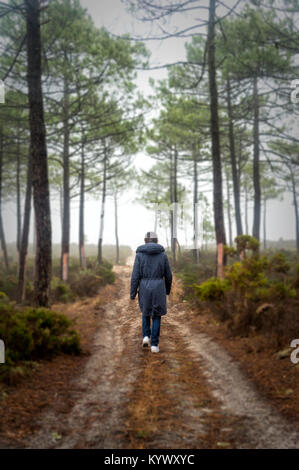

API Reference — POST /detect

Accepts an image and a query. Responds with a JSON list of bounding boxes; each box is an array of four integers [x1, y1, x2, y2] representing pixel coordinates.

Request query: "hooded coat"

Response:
[[130, 242, 172, 317]]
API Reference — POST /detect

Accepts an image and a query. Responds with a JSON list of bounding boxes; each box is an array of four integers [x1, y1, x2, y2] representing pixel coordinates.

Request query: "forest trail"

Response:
[[25, 262, 299, 449]]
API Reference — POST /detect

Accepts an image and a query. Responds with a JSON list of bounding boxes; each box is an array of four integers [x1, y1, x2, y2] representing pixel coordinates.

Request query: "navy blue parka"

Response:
[[130, 243, 173, 316]]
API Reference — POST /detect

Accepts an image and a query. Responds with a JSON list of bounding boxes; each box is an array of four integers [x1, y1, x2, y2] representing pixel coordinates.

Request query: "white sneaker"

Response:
[[142, 336, 149, 347], [151, 345, 159, 353]]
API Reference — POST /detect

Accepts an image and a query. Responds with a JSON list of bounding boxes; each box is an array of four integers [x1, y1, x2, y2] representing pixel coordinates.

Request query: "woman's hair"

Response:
[[144, 237, 158, 243]]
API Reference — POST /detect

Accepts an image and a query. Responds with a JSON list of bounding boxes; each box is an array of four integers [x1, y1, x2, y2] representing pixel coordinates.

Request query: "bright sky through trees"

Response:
[[2, 0, 296, 250]]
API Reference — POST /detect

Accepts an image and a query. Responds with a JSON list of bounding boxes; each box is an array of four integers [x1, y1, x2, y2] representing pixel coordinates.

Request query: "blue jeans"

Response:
[[142, 314, 161, 347]]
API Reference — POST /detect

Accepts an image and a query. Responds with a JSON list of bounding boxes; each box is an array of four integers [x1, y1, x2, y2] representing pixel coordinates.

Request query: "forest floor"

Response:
[[1, 259, 299, 449]]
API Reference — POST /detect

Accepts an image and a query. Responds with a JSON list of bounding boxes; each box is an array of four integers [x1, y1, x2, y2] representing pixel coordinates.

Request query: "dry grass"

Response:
[[189, 305, 299, 423]]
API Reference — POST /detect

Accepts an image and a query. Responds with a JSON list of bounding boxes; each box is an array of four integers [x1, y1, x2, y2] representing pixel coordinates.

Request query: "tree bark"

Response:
[[193, 151, 199, 263], [98, 149, 107, 265], [165, 225, 169, 250], [263, 196, 267, 251], [61, 75, 70, 281], [252, 76, 261, 242], [114, 191, 120, 265], [169, 151, 177, 265], [32, 195, 36, 255], [25, 0, 52, 307], [171, 147, 178, 264], [290, 167, 299, 254], [244, 186, 249, 235], [79, 137, 86, 270], [207, 0, 226, 278], [16, 127, 22, 255], [17, 150, 32, 302], [226, 75, 243, 236], [154, 207, 158, 233], [0, 123, 9, 271], [225, 168, 233, 246]]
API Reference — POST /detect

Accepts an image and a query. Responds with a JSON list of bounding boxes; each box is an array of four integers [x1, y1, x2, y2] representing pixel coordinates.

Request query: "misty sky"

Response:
[[2, 0, 297, 250]]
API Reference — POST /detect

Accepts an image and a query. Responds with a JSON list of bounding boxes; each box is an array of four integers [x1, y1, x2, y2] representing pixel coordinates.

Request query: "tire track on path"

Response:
[[169, 301, 299, 448], [27, 266, 140, 449]]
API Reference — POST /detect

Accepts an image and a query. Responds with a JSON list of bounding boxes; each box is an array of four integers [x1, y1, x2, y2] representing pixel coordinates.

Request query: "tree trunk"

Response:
[[244, 187, 249, 235], [290, 167, 299, 254], [98, 150, 107, 265], [61, 76, 70, 281], [32, 200, 37, 280], [193, 152, 199, 263], [226, 75, 243, 236], [114, 191, 120, 265], [184, 219, 188, 248], [263, 196, 267, 251], [154, 208, 158, 233], [225, 168, 233, 246], [0, 123, 9, 271], [16, 127, 22, 255], [169, 151, 176, 265], [171, 147, 178, 264], [165, 225, 169, 250], [25, 0, 52, 307], [207, 0, 226, 278], [17, 150, 32, 302], [79, 137, 86, 270], [32, 195, 36, 255], [252, 76, 261, 242]]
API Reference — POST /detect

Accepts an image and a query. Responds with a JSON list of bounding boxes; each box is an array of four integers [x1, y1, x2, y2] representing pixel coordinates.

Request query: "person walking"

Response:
[[130, 231, 172, 353]]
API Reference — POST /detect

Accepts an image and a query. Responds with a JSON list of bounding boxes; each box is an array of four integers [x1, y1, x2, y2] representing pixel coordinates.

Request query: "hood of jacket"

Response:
[[136, 242, 165, 255]]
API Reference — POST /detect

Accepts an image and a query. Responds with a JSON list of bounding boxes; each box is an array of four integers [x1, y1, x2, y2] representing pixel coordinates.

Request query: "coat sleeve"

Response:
[[130, 253, 141, 299], [164, 253, 173, 295]]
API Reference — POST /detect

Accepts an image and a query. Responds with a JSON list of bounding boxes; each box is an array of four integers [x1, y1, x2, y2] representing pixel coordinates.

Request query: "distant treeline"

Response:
[[4, 243, 133, 266], [177, 239, 298, 253]]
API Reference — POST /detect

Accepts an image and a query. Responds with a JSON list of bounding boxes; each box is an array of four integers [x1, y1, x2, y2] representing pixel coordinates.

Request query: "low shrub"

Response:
[[0, 275, 18, 300], [24, 280, 35, 304], [234, 234, 260, 256], [0, 298, 81, 384], [293, 263, 299, 289], [70, 273, 104, 297], [224, 255, 269, 302], [269, 252, 291, 275], [194, 277, 230, 302], [51, 277, 76, 303], [177, 246, 299, 339], [174, 251, 215, 301], [94, 262, 116, 285], [267, 281, 296, 300]]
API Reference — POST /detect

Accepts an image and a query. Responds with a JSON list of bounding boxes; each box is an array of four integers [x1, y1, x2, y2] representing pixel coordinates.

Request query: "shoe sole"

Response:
[[142, 343, 148, 347]]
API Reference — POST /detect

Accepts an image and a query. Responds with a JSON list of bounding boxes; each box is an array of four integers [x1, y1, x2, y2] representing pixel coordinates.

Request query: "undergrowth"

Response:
[[0, 257, 115, 304], [176, 236, 299, 347], [0, 292, 81, 385]]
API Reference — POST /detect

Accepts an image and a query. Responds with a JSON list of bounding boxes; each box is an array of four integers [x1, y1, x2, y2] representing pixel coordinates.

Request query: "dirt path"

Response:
[[25, 264, 299, 449]]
